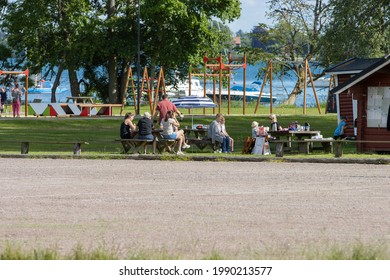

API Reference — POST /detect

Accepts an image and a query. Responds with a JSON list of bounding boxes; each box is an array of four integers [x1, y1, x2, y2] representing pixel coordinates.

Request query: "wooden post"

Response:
[[153, 67, 165, 115], [303, 60, 307, 115], [141, 67, 153, 114], [128, 68, 137, 113], [334, 141, 344, 158], [254, 60, 271, 114], [269, 60, 273, 114], [275, 142, 284, 157], [21, 142, 29, 154], [243, 53, 247, 115], [218, 53, 222, 114], [307, 60, 322, 114], [227, 58, 231, 115], [203, 57, 207, 115], [25, 70, 29, 117]]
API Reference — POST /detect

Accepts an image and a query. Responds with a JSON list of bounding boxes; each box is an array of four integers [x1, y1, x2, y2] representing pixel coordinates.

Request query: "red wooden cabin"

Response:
[[326, 55, 390, 152]]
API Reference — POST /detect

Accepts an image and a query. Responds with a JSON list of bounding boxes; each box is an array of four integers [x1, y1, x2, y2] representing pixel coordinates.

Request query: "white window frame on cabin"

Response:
[[366, 87, 390, 128]]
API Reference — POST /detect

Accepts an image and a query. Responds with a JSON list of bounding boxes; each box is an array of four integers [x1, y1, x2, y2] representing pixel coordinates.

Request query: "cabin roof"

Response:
[[329, 55, 390, 95], [325, 57, 383, 74]]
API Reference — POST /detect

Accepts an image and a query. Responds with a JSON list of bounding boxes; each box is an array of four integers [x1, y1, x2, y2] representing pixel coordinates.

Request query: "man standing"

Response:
[[153, 94, 183, 124]]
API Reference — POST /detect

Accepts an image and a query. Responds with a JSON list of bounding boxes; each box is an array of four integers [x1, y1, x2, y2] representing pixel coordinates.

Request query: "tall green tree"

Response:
[[244, 0, 331, 105], [3, 0, 91, 101], [3, 0, 240, 104], [319, 0, 390, 64]]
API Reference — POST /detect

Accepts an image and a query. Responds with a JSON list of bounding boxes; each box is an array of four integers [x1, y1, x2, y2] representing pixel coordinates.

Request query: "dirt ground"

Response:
[[1, 158, 389, 259]]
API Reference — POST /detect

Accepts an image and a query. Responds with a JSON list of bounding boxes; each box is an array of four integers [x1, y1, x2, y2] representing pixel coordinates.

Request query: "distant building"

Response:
[[232, 37, 241, 48]]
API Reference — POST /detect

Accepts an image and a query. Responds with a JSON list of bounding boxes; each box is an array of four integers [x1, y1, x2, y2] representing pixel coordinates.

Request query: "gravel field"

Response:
[[1, 158, 389, 259]]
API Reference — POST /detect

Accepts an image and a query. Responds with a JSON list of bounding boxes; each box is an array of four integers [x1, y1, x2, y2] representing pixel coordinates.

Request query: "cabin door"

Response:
[[353, 99, 358, 136]]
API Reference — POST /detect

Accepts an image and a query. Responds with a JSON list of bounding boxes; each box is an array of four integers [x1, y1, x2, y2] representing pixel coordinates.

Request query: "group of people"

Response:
[[248, 114, 282, 155], [0, 82, 25, 118], [120, 95, 349, 156], [120, 94, 190, 155]]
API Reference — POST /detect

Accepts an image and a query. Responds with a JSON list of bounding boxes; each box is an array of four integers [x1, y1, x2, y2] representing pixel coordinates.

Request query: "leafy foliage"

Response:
[[319, 0, 390, 64]]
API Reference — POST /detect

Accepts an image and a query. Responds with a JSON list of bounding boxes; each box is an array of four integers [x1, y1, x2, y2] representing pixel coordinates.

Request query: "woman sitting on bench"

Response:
[[120, 112, 136, 139], [161, 110, 190, 156]]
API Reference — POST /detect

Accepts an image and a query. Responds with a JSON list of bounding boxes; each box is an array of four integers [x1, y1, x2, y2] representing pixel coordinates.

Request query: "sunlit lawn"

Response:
[[0, 102, 365, 156]]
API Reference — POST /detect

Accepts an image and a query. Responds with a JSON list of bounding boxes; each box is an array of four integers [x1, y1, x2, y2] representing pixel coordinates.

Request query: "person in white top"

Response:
[[161, 110, 190, 155], [220, 116, 234, 152]]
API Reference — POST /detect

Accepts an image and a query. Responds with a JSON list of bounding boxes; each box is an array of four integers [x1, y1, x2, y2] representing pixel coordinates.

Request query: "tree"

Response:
[[3, 0, 92, 101], [243, 0, 331, 105], [319, 0, 390, 64], [3, 0, 241, 105]]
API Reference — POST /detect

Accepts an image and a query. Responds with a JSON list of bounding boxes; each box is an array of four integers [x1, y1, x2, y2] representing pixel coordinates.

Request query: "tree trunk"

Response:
[[283, 83, 300, 105], [68, 67, 80, 97], [108, 56, 118, 103], [51, 65, 64, 103]]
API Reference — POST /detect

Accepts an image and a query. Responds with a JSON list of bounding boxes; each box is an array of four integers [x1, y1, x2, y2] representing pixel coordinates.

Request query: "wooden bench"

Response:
[[116, 138, 179, 154], [302, 139, 334, 154], [332, 140, 390, 158], [269, 139, 334, 157], [156, 139, 177, 153], [20, 141, 89, 155], [116, 138, 156, 154], [270, 139, 390, 158], [186, 138, 220, 151]]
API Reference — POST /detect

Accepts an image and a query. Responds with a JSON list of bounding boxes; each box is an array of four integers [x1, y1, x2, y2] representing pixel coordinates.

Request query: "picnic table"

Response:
[[183, 127, 208, 139], [268, 130, 322, 153], [183, 127, 219, 151]]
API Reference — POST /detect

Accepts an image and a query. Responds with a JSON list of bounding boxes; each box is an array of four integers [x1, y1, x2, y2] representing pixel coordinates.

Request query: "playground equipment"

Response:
[[126, 66, 166, 115], [254, 59, 322, 115], [190, 53, 247, 115]]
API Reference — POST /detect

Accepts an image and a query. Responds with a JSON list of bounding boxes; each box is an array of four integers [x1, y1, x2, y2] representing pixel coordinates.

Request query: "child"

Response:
[[333, 116, 347, 139], [251, 121, 259, 138], [252, 122, 271, 155]]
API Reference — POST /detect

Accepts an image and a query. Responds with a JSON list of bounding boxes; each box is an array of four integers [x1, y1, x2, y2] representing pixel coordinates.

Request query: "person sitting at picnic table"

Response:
[[161, 110, 190, 156], [220, 116, 234, 152], [333, 116, 347, 140], [153, 94, 183, 125], [120, 112, 136, 139], [208, 113, 230, 153], [136, 112, 156, 154], [252, 124, 271, 155], [251, 121, 259, 138], [269, 114, 282, 131]]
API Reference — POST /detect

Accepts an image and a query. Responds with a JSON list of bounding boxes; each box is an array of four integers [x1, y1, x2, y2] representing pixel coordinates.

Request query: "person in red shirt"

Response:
[[153, 94, 183, 125]]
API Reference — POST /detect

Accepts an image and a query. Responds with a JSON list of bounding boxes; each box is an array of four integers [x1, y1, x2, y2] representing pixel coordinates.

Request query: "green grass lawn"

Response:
[[0, 102, 375, 156]]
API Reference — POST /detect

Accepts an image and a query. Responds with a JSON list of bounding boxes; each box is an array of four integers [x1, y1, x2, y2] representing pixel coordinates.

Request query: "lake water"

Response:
[[21, 64, 330, 107]]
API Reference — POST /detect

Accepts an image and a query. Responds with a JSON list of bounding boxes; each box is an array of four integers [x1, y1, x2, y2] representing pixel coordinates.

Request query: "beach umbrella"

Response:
[[171, 96, 216, 127]]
